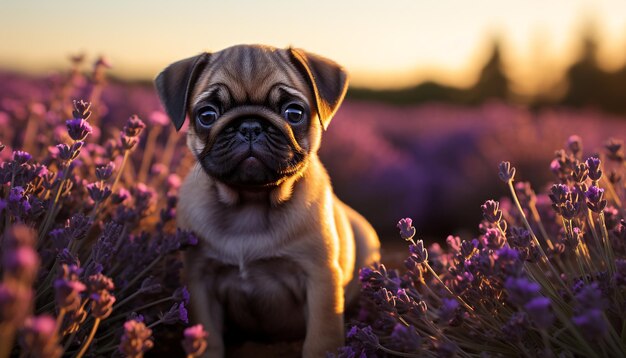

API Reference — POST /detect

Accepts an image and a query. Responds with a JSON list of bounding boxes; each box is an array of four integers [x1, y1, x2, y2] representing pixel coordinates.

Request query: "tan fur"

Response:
[[162, 45, 380, 357]]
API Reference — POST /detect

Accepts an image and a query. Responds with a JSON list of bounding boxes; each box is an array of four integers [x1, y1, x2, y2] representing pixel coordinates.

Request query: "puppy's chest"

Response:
[[207, 257, 308, 339]]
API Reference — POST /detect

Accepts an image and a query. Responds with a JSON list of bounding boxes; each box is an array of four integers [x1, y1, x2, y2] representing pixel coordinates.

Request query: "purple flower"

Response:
[[19, 315, 62, 358], [498, 161, 515, 182], [72, 99, 92, 120], [524, 296, 553, 330], [3, 246, 39, 283], [181, 324, 209, 357], [572, 309, 607, 339], [95, 162, 115, 181], [347, 325, 379, 349], [160, 302, 188, 324], [12, 150, 32, 164], [508, 227, 531, 248], [408, 240, 428, 263], [86, 273, 115, 295], [501, 312, 530, 342], [495, 247, 523, 277], [123, 115, 146, 137], [90, 290, 116, 319], [397, 218, 416, 241], [173, 286, 190, 305], [121, 134, 139, 150], [2, 225, 38, 282], [460, 239, 477, 258], [504, 277, 540, 306], [139, 276, 162, 294], [66, 118, 93, 141], [86, 181, 112, 202], [55, 141, 84, 161], [481, 200, 502, 223], [484, 228, 505, 250], [0, 283, 32, 326], [585, 186, 607, 213], [54, 264, 86, 311], [549, 184, 570, 206], [572, 162, 589, 183], [445, 235, 461, 253], [605, 137, 624, 161], [567, 135, 582, 156], [388, 324, 421, 352], [438, 298, 460, 324], [119, 319, 154, 357], [586, 157, 602, 181]]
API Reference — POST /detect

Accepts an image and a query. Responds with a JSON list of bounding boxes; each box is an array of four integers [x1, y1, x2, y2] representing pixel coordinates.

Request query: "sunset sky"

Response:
[[2, 0, 626, 93]]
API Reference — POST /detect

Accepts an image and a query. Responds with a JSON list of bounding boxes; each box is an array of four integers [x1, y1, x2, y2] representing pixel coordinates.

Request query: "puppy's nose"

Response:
[[238, 120, 263, 142]]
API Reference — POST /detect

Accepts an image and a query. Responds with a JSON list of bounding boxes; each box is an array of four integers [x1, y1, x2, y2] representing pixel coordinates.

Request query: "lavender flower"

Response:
[[585, 186, 607, 213], [397, 217, 416, 241], [0, 283, 32, 326], [408, 240, 428, 263], [605, 137, 624, 161], [13, 150, 32, 164], [524, 297, 554, 330], [388, 324, 421, 352], [86, 181, 112, 202], [90, 289, 116, 319], [504, 277, 540, 306], [567, 135, 583, 157], [2, 225, 39, 282], [498, 161, 515, 182], [347, 325, 379, 349], [173, 286, 191, 305], [159, 302, 188, 325], [586, 157, 602, 181], [481, 200, 503, 223], [66, 118, 93, 142], [119, 319, 154, 357], [181, 324, 209, 357], [19, 315, 62, 358], [72, 99, 92, 120], [95, 162, 115, 180], [53, 264, 86, 311], [572, 309, 607, 339]]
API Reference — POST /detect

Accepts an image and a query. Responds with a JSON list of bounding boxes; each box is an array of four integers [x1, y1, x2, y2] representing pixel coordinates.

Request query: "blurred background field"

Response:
[[1, 0, 626, 242]]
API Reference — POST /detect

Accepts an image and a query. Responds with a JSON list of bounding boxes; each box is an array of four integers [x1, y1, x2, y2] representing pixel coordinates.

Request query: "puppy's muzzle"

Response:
[[237, 120, 263, 143], [205, 106, 305, 155]]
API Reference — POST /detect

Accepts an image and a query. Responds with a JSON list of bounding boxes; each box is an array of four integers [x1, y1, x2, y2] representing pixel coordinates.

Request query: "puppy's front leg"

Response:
[[185, 253, 224, 358], [302, 262, 345, 357]]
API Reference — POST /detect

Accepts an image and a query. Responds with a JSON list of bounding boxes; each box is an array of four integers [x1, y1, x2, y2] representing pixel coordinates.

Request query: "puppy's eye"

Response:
[[196, 106, 219, 128], [283, 104, 305, 124]]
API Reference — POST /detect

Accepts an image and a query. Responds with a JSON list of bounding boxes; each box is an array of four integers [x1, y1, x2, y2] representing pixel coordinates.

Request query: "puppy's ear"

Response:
[[154, 53, 211, 131], [289, 48, 348, 130]]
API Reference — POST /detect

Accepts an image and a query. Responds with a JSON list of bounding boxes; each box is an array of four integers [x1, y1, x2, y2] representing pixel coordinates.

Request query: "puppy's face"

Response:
[[155, 45, 349, 189]]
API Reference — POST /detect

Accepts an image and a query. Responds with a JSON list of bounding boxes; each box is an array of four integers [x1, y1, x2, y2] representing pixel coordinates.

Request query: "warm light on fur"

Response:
[[155, 44, 380, 357]]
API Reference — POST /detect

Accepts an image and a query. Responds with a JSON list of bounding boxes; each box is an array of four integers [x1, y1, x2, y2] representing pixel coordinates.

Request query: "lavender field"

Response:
[[0, 61, 625, 357]]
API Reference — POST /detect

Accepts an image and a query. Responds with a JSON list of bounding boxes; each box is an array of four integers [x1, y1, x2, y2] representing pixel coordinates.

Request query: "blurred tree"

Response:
[[467, 39, 511, 104], [560, 29, 608, 109]]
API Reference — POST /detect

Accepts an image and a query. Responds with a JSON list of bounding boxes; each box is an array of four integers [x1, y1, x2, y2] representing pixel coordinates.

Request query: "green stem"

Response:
[[598, 212, 616, 275], [506, 179, 570, 294], [107, 296, 173, 323], [111, 150, 130, 194], [75, 318, 100, 358], [118, 256, 163, 297], [38, 163, 70, 244]]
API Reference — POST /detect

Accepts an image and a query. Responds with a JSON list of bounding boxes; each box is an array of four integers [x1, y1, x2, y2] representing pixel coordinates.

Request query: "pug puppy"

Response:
[[155, 44, 380, 357]]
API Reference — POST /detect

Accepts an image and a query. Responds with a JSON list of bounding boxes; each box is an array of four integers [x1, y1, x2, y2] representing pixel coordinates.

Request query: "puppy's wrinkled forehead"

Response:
[[192, 45, 310, 105]]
